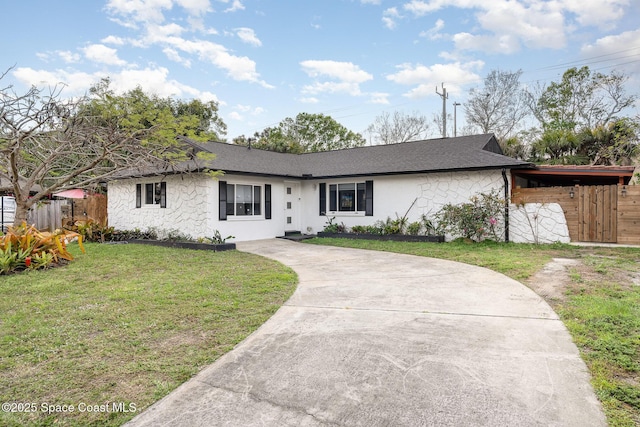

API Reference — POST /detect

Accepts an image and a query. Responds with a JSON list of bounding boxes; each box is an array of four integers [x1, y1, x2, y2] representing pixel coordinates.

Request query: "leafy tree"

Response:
[[234, 113, 365, 153], [366, 110, 431, 144], [0, 74, 224, 224], [465, 69, 530, 141], [233, 128, 303, 153], [528, 66, 636, 131]]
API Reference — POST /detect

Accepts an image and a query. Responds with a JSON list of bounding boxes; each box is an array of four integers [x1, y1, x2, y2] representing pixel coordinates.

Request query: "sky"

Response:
[[2, 0, 640, 142]]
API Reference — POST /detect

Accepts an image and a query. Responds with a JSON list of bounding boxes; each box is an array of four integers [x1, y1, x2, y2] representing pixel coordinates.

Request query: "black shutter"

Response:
[[265, 184, 272, 219], [136, 184, 141, 208], [365, 180, 374, 216], [219, 181, 227, 220], [319, 183, 326, 215], [160, 182, 167, 208]]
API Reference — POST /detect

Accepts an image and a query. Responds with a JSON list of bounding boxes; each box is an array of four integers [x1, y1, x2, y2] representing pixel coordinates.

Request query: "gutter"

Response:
[[502, 168, 509, 243]]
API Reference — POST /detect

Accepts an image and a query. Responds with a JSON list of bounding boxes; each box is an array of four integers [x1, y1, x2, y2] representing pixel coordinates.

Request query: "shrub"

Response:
[[69, 219, 115, 242], [406, 221, 422, 235], [323, 216, 347, 233], [435, 190, 505, 242], [0, 222, 85, 274]]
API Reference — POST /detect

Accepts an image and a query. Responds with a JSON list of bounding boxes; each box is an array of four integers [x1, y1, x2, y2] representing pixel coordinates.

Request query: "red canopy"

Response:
[[53, 189, 88, 199]]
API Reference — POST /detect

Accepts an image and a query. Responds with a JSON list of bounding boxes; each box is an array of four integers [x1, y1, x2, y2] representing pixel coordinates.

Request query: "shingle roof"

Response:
[[114, 134, 532, 180], [185, 134, 532, 179]]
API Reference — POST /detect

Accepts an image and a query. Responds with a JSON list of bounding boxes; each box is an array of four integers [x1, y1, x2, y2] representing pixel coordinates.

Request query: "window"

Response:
[[321, 181, 372, 216], [219, 182, 271, 221], [136, 182, 166, 208], [329, 183, 366, 212], [145, 183, 162, 205], [225, 184, 262, 216]]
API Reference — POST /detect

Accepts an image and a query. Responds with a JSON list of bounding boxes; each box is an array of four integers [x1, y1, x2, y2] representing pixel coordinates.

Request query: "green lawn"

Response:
[[0, 243, 297, 427], [306, 238, 640, 427]]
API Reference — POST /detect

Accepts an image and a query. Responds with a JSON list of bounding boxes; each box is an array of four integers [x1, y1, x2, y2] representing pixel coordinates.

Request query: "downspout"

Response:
[[502, 168, 509, 243]]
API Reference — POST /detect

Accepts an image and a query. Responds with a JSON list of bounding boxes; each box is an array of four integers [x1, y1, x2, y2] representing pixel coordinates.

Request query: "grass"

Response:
[[306, 237, 640, 426], [0, 243, 297, 427]]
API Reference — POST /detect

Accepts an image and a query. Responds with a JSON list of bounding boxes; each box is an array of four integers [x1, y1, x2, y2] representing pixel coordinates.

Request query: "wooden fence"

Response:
[[26, 195, 108, 231], [512, 185, 640, 244]]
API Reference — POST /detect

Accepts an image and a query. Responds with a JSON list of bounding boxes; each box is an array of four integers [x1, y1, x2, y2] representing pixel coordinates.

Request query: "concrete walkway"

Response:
[[126, 239, 606, 426]]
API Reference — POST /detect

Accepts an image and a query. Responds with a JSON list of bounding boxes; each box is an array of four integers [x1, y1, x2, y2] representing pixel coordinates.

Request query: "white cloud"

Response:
[[228, 104, 263, 122], [581, 29, 640, 72], [300, 60, 373, 97], [235, 27, 262, 47], [561, 0, 628, 29], [163, 47, 192, 67], [106, 0, 173, 24], [382, 8, 401, 30], [369, 92, 390, 104], [581, 28, 640, 56], [399, 0, 630, 54], [361, 0, 381, 4], [420, 18, 444, 40], [453, 32, 520, 54], [160, 36, 271, 87], [12, 67, 104, 94], [81, 44, 127, 66], [220, 0, 244, 12], [300, 60, 373, 83], [147, 22, 186, 38], [106, 0, 212, 26], [300, 97, 319, 104], [403, 0, 443, 16], [386, 61, 483, 98], [35, 52, 51, 62], [175, 0, 211, 16], [101, 35, 126, 45], [11, 66, 221, 105], [58, 50, 81, 63], [475, 0, 566, 50], [228, 111, 243, 120]]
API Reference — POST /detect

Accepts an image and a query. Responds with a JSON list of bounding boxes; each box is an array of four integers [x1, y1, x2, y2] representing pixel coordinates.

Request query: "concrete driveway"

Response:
[[126, 239, 606, 426]]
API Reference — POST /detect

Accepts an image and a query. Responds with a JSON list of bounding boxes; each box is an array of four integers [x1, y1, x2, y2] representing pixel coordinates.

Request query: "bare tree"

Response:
[[366, 110, 431, 144], [465, 69, 530, 141], [528, 66, 637, 131], [0, 74, 219, 225]]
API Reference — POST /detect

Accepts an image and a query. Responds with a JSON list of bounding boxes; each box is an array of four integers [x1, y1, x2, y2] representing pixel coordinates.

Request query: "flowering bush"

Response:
[[435, 190, 505, 242]]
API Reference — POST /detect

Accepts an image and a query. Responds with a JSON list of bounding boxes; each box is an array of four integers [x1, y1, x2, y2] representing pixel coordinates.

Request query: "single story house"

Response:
[[107, 134, 544, 242]]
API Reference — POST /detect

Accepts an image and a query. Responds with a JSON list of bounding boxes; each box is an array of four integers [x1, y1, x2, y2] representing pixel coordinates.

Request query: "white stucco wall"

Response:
[[108, 174, 290, 242], [212, 175, 288, 242], [108, 174, 213, 239], [299, 170, 509, 237], [509, 203, 571, 244], [109, 170, 570, 244]]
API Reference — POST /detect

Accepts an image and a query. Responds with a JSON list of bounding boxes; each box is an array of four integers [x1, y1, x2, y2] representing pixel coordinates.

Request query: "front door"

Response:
[[284, 182, 300, 232]]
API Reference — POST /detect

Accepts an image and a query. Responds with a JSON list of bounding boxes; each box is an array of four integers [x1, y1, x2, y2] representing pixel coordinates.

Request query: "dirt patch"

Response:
[[526, 258, 581, 303]]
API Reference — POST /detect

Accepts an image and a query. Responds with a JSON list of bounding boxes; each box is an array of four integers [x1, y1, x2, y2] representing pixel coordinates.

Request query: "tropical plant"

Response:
[[69, 219, 115, 242], [0, 222, 85, 274], [322, 216, 347, 233], [197, 230, 235, 244]]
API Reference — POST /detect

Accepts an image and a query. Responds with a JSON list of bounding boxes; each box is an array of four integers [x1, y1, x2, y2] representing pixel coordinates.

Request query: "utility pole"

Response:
[[435, 83, 448, 138], [453, 102, 461, 137]]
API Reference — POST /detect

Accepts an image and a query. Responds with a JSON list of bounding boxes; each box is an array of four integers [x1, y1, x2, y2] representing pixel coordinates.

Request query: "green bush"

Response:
[[435, 190, 505, 242]]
